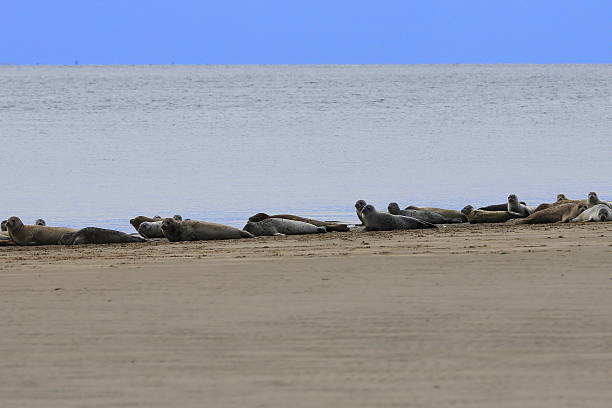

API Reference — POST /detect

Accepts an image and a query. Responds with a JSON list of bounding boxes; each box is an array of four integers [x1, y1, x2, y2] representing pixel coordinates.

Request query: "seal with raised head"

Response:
[[405, 205, 468, 223], [59, 227, 147, 245], [507, 194, 533, 217], [587, 192, 612, 209], [557, 194, 568, 202], [388, 203, 462, 224], [244, 218, 326, 236], [5, 216, 77, 246], [569, 204, 612, 222], [248, 213, 349, 232], [162, 218, 253, 241], [138, 221, 165, 238], [361, 204, 437, 231], [173, 215, 183, 221], [355, 200, 367, 224], [1, 220, 7, 231], [35, 219, 46, 226], [461, 205, 522, 224], [515, 203, 587, 224]]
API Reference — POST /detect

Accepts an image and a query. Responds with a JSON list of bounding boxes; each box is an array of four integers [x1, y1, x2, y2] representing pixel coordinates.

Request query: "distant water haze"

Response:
[[1, 65, 610, 232]]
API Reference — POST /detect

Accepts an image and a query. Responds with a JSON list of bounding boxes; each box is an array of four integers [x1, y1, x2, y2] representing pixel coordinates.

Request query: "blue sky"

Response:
[[1, 0, 610, 64]]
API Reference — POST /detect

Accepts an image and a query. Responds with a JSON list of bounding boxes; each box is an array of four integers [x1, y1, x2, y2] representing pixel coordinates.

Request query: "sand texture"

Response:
[[2, 222, 612, 407]]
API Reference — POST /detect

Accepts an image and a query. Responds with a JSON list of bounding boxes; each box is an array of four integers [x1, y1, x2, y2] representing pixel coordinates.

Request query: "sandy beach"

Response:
[[2, 222, 612, 407]]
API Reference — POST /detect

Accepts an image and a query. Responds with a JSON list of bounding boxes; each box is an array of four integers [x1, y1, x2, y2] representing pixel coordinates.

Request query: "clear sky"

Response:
[[1, 0, 610, 64]]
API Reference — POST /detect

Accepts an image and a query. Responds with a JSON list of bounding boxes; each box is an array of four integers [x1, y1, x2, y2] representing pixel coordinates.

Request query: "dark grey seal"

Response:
[[1, 220, 7, 231], [243, 218, 326, 236], [59, 227, 147, 245], [35, 219, 46, 226], [355, 200, 367, 224]]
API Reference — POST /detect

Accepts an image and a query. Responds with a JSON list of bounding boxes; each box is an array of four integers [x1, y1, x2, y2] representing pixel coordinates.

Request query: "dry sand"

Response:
[[1, 222, 612, 407]]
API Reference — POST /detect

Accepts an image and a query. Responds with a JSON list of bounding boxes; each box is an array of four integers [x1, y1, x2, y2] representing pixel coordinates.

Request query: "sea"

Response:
[[1, 64, 610, 232]]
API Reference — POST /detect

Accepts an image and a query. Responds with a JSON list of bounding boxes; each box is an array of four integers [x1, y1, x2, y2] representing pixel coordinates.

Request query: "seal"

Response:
[[361, 204, 437, 231], [59, 227, 147, 245], [173, 215, 183, 221], [461, 205, 522, 224], [506, 194, 533, 217], [515, 203, 587, 224], [129, 216, 163, 231], [162, 218, 253, 241], [557, 194, 568, 202], [248, 213, 349, 232], [569, 204, 612, 222], [587, 192, 612, 209], [138, 221, 165, 238], [5, 216, 77, 246], [388, 203, 462, 224], [244, 218, 327, 236], [405, 206, 468, 223], [34, 219, 46, 226], [355, 200, 367, 224], [1, 220, 7, 231], [479, 199, 527, 212]]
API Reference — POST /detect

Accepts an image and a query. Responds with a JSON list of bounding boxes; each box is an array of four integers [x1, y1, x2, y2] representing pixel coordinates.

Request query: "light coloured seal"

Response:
[[138, 221, 165, 238], [5, 216, 77, 246], [355, 200, 367, 224], [162, 218, 254, 241], [507, 194, 533, 217], [59, 227, 147, 245], [461, 205, 522, 224], [569, 204, 612, 222], [405, 205, 468, 223], [515, 203, 587, 224], [388, 203, 462, 224], [361, 204, 437, 231], [1, 220, 7, 231], [248, 212, 349, 232], [35, 219, 46, 226], [244, 218, 326, 236], [129, 215, 163, 231], [173, 215, 183, 221]]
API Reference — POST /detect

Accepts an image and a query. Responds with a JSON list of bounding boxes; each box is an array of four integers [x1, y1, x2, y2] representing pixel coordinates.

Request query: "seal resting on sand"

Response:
[[138, 221, 165, 238], [461, 205, 522, 224], [59, 227, 147, 245], [5, 216, 76, 246], [569, 204, 612, 222], [129, 215, 163, 231], [587, 192, 612, 208], [387, 203, 462, 224], [248, 213, 349, 232], [162, 218, 253, 241], [507, 194, 533, 217], [355, 200, 367, 224], [243, 218, 326, 236], [514, 203, 587, 224], [405, 205, 468, 223], [361, 204, 437, 231]]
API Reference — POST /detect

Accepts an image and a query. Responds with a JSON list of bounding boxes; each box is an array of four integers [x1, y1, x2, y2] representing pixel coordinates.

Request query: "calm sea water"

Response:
[[1, 65, 610, 232]]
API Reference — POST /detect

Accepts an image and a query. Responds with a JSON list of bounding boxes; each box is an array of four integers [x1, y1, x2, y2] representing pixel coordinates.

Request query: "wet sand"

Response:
[[2, 222, 612, 407]]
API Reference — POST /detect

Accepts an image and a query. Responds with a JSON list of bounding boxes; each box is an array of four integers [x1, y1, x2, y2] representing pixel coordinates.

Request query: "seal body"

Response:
[[5, 216, 76, 246], [507, 194, 533, 217], [59, 227, 147, 245], [355, 200, 367, 224], [388, 203, 462, 224], [248, 213, 349, 232], [163, 219, 253, 241], [515, 203, 587, 224], [138, 221, 165, 238], [569, 204, 612, 222], [405, 206, 468, 223], [461, 206, 521, 224], [361, 205, 437, 231], [130, 216, 163, 231], [243, 218, 326, 236], [587, 192, 612, 209]]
